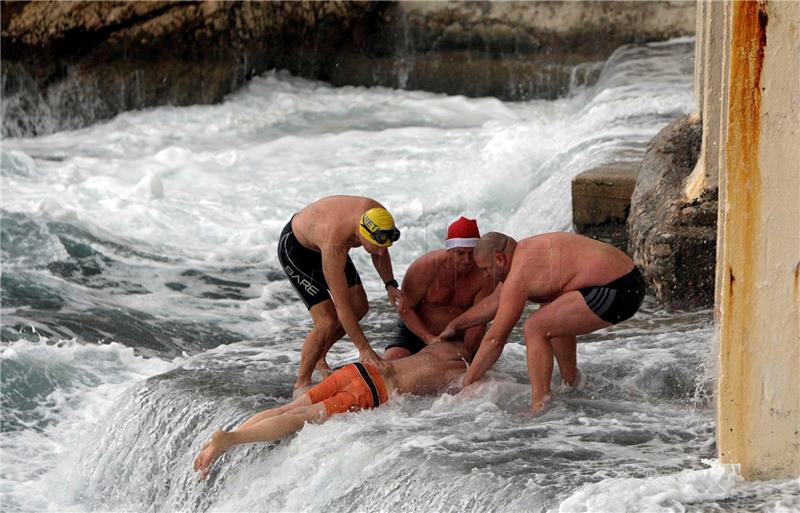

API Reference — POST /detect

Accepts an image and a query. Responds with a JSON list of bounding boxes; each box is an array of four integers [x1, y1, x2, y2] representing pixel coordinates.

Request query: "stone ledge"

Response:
[[572, 162, 639, 249]]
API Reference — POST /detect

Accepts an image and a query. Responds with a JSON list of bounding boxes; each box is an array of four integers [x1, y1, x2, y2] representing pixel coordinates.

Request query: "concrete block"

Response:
[[571, 162, 639, 228]]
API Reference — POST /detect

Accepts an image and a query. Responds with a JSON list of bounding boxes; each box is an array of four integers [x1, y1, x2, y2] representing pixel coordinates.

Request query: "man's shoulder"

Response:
[[403, 250, 447, 286], [410, 249, 447, 267], [518, 232, 567, 251]]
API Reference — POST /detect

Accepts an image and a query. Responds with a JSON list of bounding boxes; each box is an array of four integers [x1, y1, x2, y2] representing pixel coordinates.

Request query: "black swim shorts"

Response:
[[385, 320, 427, 354], [579, 267, 646, 324], [277, 217, 362, 309]]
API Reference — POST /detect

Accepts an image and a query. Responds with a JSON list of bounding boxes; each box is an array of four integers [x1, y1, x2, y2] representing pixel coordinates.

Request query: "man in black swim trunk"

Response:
[[439, 232, 645, 415], [278, 196, 404, 394]]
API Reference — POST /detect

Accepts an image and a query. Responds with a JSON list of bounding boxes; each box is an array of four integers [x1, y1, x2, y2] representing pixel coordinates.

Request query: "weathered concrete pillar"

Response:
[[685, 0, 729, 202], [692, 0, 706, 112], [715, 0, 800, 480], [711, 0, 732, 316]]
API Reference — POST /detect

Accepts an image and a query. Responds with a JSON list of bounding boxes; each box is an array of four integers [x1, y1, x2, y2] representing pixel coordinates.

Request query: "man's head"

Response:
[[358, 207, 400, 254], [473, 232, 516, 284], [445, 216, 480, 275]]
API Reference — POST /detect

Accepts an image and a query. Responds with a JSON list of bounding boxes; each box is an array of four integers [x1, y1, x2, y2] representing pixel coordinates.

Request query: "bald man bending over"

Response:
[[440, 232, 645, 414]]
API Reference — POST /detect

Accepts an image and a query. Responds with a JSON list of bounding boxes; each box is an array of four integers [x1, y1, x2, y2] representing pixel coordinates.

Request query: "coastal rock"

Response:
[[628, 114, 717, 310], [1, 1, 374, 137], [2, 1, 695, 137], [338, 1, 695, 100]]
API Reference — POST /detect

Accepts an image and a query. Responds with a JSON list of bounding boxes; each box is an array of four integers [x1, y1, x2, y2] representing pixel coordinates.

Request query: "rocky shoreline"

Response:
[[1, 1, 375, 137], [2, 1, 695, 137]]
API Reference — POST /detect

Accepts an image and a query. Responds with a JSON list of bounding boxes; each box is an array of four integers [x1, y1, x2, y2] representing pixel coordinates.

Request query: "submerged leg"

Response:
[[237, 394, 312, 431], [523, 291, 609, 415], [193, 402, 328, 481]]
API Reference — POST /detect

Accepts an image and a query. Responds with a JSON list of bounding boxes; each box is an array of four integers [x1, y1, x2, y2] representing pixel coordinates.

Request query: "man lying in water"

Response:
[[193, 341, 472, 481]]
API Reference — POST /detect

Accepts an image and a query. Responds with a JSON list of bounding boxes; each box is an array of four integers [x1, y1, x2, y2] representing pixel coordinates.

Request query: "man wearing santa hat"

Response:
[[384, 217, 495, 360]]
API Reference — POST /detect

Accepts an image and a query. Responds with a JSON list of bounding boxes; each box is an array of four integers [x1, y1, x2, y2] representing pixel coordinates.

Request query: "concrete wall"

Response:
[[710, 0, 800, 480]]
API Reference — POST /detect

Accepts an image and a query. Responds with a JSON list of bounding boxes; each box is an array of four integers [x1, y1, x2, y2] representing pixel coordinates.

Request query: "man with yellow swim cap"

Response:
[[277, 195, 404, 394]]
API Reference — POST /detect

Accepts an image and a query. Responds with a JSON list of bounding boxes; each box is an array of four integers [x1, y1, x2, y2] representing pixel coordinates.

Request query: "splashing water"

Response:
[[2, 38, 798, 512]]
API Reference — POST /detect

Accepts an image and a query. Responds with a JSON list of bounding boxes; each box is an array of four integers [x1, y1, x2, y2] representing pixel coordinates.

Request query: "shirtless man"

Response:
[[385, 217, 494, 360], [193, 341, 472, 481], [278, 196, 403, 393], [440, 232, 645, 414]]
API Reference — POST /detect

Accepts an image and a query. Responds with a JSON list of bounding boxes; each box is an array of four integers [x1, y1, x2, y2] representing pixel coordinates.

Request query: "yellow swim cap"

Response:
[[359, 207, 400, 248]]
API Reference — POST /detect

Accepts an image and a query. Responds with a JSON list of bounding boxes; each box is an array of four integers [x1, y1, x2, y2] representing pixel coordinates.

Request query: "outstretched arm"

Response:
[[460, 279, 493, 355], [462, 277, 527, 386], [397, 257, 438, 344], [322, 247, 381, 365]]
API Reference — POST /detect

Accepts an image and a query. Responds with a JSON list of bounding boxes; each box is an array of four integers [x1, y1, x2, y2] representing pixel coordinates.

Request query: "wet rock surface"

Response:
[[627, 114, 717, 310], [1, 1, 374, 137], [2, 1, 695, 137]]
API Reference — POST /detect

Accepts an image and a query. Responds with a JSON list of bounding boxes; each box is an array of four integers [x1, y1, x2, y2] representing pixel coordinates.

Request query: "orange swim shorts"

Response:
[[306, 362, 389, 416]]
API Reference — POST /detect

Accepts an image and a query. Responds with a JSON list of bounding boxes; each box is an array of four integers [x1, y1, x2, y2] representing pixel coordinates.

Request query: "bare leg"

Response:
[[315, 323, 344, 375], [296, 301, 340, 392], [298, 285, 368, 390], [524, 291, 609, 415], [194, 402, 328, 481], [194, 394, 312, 477], [524, 328, 555, 414], [551, 335, 578, 386], [238, 394, 312, 431]]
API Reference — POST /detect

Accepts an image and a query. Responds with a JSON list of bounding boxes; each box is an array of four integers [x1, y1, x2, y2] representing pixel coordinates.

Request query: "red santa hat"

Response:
[[445, 217, 480, 249]]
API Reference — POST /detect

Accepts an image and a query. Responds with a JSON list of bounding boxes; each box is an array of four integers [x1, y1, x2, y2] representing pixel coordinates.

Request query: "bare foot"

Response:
[[292, 383, 313, 398], [193, 431, 232, 481], [559, 368, 584, 394], [315, 359, 332, 378], [530, 394, 554, 417]]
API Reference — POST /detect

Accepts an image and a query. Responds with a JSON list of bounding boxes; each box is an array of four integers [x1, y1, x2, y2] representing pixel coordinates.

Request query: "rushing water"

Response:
[[2, 38, 798, 513]]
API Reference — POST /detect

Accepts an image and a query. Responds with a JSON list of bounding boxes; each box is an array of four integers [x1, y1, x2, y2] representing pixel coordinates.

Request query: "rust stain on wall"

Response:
[[719, 0, 768, 474]]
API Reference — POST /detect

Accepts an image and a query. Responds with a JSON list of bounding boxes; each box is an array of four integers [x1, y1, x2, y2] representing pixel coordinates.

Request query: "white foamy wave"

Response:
[[4, 37, 769, 513], [0, 42, 692, 275], [0, 338, 175, 512], [0, 149, 41, 180], [556, 460, 743, 513], [505, 39, 694, 237]]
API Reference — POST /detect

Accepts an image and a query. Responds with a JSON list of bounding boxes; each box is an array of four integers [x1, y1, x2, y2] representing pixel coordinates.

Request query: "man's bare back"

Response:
[[509, 232, 635, 302], [386, 341, 472, 396], [292, 195, 382, 252], [277, 195, 403, 392], [193, 340, 472, 480], [448, 231, 644, 414]]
